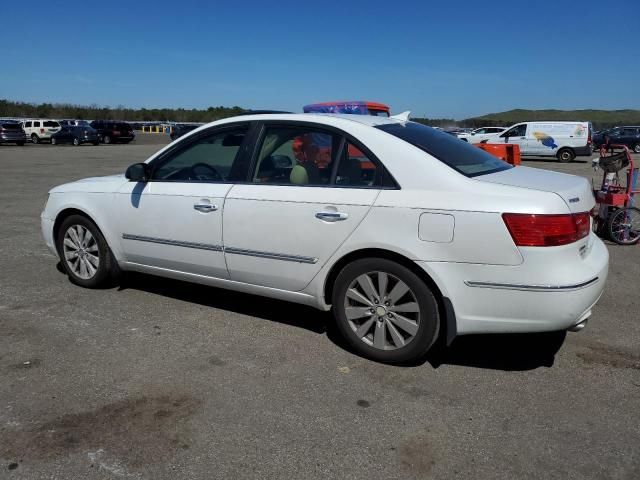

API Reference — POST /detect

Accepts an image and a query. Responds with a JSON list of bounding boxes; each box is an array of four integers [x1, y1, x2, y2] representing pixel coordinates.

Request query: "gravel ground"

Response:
[[0, 134, 638, 479]]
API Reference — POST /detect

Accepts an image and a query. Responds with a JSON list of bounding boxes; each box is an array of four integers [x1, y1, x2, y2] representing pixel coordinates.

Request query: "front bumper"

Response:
[[41, 215, 58, 258], [418, 235, 609, 334]]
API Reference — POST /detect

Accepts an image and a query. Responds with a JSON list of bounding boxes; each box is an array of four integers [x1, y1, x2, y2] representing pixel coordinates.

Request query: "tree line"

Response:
[[0, 99, 246, 123]]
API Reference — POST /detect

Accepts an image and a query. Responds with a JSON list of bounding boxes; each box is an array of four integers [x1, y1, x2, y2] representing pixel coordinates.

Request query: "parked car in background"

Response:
[[0, 120, 27, 146], [21, 119, 61, 143], [42, 113, 608, 364], [457, 127, 507, 143], [60, 119, 91, 127], [50, 126, 100, 146], [170, 123, 203, 141], [484, 121, 593, 162], [592, 126, 640, 153], [89, 121, 135, 144], [303, 101, 390, 117]]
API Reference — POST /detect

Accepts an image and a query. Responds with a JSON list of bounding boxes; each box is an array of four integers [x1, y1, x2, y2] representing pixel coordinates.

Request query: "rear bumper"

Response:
[[574, 145, 593, 157], [0, 133, 27, 143], [418, 235, 609, 334]]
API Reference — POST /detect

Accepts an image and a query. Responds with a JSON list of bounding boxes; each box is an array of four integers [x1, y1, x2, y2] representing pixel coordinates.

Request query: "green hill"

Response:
[[463, 109, 640, 129]]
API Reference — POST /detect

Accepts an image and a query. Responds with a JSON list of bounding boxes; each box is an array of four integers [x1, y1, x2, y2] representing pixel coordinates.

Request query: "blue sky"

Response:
[[2, 0, 639, 119]]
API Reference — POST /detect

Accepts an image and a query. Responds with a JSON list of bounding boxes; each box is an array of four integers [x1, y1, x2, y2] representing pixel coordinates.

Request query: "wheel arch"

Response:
[[322, 248, 457, 345], [53, 207, 111, 255]]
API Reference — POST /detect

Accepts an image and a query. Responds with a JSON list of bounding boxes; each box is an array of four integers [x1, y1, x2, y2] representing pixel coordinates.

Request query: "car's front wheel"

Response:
[[633, 143, 640, 154], [56, 215, 117, 288], [332, 258, 440, 364], [31, 134, 39, 144], [103, 135, 111, 144], [73, 137, 80, 146]]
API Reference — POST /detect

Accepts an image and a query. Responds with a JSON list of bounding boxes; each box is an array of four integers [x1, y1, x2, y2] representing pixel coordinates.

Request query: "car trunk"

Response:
[[476, 166, 594, 213]]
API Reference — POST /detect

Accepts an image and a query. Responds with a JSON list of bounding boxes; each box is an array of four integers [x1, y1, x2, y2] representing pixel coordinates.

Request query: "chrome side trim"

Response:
[[464, 277, 599, 292], [122, 234, 223, 252], [122, 234, 317, 264], [224, 247, 318, 264]]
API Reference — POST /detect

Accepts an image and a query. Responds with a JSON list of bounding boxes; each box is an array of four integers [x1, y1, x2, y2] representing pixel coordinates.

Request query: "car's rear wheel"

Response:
[[73, 137, 80, 146], [332, 258, 440, 364], [56, 215, 117, 288], [17, 141, 25, 146], [633, 143, 640, 154], [31, 134, 39, 144], [103, 135, 111, 144], [607, 207, 640, 245], [556, 148, 575, 163], [92, 141, 99, 146]]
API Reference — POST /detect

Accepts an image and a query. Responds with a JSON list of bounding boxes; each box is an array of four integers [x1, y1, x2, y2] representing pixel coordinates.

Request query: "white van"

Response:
[[21, 119, 61, 144], [485, 121, 593, 162]]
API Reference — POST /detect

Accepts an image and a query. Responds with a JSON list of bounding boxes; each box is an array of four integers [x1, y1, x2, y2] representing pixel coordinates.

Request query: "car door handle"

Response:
[[194, 203, 218, 213], [315, 211, 348, 222]]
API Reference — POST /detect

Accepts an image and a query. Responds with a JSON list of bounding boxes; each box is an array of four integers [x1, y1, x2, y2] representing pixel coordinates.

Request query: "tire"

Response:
[[92, 141, 99, 146], [73, 137, 80, 146], [50, 137, 57, 145], [556, 148, 575, 163], [607, 207, 640, 245], [31, 134, 39, 144], [56, 214, 117, 288], [633, 143, 640, 154], [332, 258, 440, 364], [17, 142, 25, 146], [103, 135, 111, 144]]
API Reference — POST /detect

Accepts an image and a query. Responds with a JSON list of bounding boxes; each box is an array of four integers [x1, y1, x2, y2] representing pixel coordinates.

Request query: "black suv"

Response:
[[593, 126, 640, 153], [89, 121, 135, 144]]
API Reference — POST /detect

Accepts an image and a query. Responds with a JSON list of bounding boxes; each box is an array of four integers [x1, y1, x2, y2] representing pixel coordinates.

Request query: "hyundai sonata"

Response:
[[41, 113, 608, 363]]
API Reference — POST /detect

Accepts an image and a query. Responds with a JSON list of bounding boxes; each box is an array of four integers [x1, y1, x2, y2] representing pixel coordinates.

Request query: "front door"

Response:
[[115, 124, 252, 278], [223, 123, 382, 291], [499, 124, 529, 154]]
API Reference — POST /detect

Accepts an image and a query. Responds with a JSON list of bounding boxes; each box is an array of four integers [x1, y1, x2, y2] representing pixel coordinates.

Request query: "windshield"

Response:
[[376, 122, 512, 177]]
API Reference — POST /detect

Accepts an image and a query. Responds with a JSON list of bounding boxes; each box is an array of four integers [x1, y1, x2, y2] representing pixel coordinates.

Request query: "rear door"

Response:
[[223, 121, 383, 291]]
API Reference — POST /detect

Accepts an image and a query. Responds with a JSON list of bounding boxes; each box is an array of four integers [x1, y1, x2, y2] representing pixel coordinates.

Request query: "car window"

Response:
[[24, 121, 32, 128], [33, 121, 40, 127], [335, 143, 379, 187], [502, 125, 526, 137], [253, 126, 339, 186], [474, 129, 486, 134], [44, 121, 59, 128], [151, 126, 248, 183], [623, 128, 637, 136], [376, 122, 511, 177]]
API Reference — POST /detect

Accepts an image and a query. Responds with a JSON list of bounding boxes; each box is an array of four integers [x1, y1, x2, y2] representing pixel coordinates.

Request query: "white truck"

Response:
[[481, 121, 593, 162]]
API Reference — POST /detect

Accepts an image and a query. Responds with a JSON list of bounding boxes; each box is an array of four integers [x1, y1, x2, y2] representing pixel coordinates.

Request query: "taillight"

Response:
[[502, 212, 590, 247], [40, 128, 44, 133], [587, 127, 592, 145]]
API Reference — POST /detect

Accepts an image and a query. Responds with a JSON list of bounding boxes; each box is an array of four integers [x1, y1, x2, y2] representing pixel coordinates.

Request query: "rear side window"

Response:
[[335, 143, 378, 187], [253, 126, 339, 186], [44, 121, 59, 128], [376, 122, 512, 177], [33, 121, 40, 127]]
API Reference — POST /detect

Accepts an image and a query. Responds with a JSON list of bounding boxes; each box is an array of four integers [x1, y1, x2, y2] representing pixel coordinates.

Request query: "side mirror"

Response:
[[471, 132, 476, 136], [125, 163, 150, 182]]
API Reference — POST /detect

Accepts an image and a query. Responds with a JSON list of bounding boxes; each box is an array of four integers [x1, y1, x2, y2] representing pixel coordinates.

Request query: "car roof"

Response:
[[216, 112, 405, 128]]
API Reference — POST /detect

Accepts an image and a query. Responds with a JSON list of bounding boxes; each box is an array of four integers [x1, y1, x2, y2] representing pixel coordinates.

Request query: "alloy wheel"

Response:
[[63, 225, 100, 279], [343, 271, 420, 350]]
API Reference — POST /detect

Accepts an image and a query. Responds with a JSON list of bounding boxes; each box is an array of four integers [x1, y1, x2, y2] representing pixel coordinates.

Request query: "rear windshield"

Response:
[[376, 122, 512, 177], [1, 123, 21, 130]]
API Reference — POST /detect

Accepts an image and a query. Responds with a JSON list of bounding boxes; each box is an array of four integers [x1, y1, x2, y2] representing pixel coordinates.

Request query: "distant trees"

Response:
[[0, 99, 246, 123]]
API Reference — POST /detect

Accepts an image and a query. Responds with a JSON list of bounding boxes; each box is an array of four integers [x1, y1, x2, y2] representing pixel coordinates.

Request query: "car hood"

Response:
[[49, 174, 128, 193], [477, 166, 594, 213]]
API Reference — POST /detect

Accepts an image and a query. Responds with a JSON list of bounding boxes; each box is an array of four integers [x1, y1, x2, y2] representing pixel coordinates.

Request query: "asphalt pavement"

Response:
[[0, 134, 638, 479]]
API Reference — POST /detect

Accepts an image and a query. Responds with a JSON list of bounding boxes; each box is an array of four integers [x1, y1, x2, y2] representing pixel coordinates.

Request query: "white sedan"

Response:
[[457, 126, 507, 143], [41, 113, 608, 363]]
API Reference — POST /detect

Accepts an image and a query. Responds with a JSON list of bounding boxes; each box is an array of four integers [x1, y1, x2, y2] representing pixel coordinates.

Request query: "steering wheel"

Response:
[[190, 162, 222, 181]]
